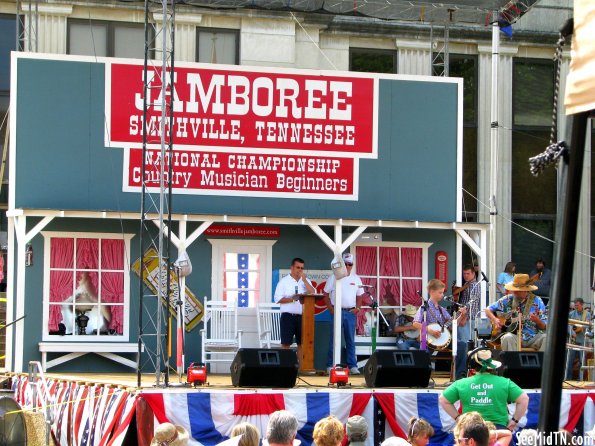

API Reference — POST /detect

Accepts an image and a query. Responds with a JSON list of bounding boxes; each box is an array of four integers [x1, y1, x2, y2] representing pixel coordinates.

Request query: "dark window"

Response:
[[349, 49, 397, 74], [196, 28, 239, 64], [511, 59, 556, 270], [68, 20, 148, 59], [513, 59, 554, 127], [449, 55, 477, 126]]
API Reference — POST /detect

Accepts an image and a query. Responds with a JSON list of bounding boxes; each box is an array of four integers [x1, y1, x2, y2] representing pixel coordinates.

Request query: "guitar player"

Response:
[[453, 265, 483, 379], [412, 279, 468, 379], [485, 274, 547, 351]]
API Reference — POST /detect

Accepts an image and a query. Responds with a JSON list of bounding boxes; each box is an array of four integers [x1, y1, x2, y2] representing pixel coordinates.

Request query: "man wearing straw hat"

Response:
[[394, 304, 421, 350], [439, 349, 528, 431], [484, 273, 548, 351]]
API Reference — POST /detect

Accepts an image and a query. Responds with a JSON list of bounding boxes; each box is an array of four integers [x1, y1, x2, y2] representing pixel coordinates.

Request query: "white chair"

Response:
[[256, 302, 283, 348], [200, 300, 243, 366]]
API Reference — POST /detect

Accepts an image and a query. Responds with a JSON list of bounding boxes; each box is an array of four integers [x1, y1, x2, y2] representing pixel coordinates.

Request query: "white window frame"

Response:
[[208, 239, 276, 314], [353, 241, 432, 307], [41, 231, 134, 342]]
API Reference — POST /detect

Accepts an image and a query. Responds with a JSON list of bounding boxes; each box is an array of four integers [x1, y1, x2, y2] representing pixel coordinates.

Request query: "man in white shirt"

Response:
[[273, 257, 315, 366], [324, 252, 364, 375]]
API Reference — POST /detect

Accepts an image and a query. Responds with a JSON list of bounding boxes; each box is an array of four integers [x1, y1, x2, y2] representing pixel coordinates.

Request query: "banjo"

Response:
[[427, 322, 451, 350], [403, 321, 421, 339]]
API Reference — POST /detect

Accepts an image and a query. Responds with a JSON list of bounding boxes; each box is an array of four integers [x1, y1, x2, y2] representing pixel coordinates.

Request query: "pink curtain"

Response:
[[49, 239, 75, 331], [379, 278, 400, 306], [101, 239, 124, 333], [402, 279, 424, 306], [401, 248, 422, 276], [50, 238, 73, 268], [77, 238, 98, 269], [401, 248, 423, 306], [379, 247, 400, 276], [355, 246, 376, 276]]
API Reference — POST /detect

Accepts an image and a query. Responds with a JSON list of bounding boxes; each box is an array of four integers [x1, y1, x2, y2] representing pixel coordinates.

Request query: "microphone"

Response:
[[481, 272, 490, 283]]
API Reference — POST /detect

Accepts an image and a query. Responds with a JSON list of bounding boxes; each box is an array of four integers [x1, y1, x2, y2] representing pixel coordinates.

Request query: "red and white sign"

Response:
[[124, 148, 358, 199], [107, 60, 380, 200], [204, 225, 280, 238], [107, 62, 377, 157], [435, 250, 448, 285]]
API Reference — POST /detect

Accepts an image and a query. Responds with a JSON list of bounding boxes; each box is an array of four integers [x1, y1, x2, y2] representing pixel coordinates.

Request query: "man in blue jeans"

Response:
[[324, 252, 364, 375]]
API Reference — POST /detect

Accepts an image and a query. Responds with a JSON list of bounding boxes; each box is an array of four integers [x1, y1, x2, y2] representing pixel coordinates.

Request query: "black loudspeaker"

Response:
[[498, 351, 544, 388], [230, 348, 298, 388], [364, 350, 432, 388]]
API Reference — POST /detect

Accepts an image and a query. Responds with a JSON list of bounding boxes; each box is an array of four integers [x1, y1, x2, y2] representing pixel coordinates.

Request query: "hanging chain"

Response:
[[529, 24, 572, 177]]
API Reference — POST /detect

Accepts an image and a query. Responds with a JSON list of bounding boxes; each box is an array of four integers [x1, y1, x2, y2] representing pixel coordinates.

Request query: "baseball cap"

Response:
[[346, 415, 368, 445], [343, 253, 354, 264]]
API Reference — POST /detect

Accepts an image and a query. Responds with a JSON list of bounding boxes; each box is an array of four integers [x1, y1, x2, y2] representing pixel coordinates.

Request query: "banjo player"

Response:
[[412, 279, 468, 379]]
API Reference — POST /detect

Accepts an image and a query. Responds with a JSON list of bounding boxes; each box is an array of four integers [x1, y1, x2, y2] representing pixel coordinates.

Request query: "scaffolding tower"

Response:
[[137, 0, 177, 388]]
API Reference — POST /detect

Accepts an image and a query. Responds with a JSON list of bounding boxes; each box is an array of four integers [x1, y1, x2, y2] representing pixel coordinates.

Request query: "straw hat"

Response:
[[404, 305, 418, 317], [504, 274, 538, 292], [151, 422, 189, 446], [470, 349, 502, 370]]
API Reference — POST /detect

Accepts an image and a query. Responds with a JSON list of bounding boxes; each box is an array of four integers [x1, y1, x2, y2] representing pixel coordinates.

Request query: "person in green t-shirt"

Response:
[[439, 349, 529, 430]]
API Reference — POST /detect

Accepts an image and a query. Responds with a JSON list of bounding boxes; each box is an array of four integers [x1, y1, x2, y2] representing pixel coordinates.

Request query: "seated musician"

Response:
[[412, 279, 468, 379], [394, 304, 420, 350], [566, 297, 591, 380], [485, 274, 547, 351]]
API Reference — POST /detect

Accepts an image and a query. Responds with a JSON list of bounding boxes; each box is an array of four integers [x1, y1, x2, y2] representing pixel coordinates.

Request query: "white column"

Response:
[[396, 39, 431, 76], [22, 3, 72, 54], [477, 44, 517, 276], [318, 34, 350, 71], [295, 24, 326, 69], [173, 13, 203, 63]]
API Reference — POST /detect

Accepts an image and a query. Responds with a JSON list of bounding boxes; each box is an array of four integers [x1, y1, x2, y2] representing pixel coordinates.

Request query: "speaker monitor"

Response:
[[364, 350, 432, 388], [498, 351, 543, 388], [231, 348, 298, 388]]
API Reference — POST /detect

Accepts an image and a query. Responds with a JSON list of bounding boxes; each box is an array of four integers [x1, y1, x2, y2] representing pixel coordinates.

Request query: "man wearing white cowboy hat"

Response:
[[485, 273, 548, 351], [439, 349, 529, 431], [394, 304, 421, 350]]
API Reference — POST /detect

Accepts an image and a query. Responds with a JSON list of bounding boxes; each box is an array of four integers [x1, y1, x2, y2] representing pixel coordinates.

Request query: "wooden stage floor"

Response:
[[34, 371, 590, 390]]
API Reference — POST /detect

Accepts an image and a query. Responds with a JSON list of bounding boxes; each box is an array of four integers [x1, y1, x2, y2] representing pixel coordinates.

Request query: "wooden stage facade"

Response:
[[8, 371, 595, 446]]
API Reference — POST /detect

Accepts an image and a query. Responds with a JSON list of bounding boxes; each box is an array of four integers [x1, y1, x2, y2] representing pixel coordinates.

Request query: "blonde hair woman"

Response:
[[231, 422, 260, 446], [313, 416, 344, 446]]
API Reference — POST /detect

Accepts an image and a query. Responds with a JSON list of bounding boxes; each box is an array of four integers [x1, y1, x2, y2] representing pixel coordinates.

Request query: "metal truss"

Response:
[[15, 0, 38, 52], [137, 0, 176, 388]]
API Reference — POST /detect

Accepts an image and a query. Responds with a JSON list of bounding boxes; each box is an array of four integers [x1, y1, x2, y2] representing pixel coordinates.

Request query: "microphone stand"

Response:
[[418, 291, 429, 350]]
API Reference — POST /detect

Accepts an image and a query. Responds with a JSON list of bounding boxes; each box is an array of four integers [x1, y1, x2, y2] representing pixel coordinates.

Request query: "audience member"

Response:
[[151, 422, 189, 446], [484, 421, 511, 446], [313, 416, 344, 446], [454, 412, 489, 446], [381, 437, 410, 446], [231, 422, 260, 446], [346, 415, 369, 446], [440, 349, 528, 430], [266, 410, 299, 446], [406, 417, 434, 446]]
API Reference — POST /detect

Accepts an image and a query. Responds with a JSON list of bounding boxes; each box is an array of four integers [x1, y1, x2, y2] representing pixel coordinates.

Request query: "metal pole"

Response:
[[538, 112, 589, 432], [488, 12, 499, 304]]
